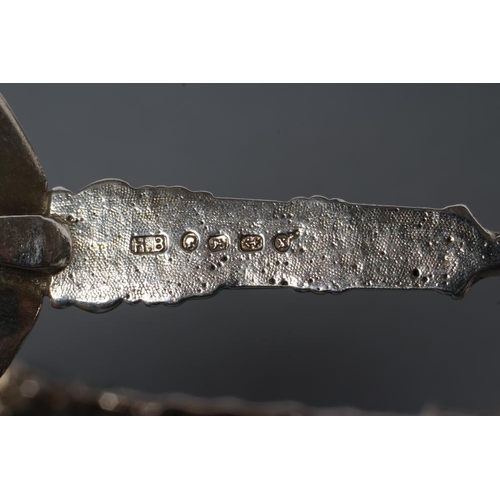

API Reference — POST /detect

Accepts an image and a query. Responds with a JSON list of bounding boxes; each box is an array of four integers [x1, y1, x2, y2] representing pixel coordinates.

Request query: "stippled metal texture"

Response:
[[49, 181, 500, 312]]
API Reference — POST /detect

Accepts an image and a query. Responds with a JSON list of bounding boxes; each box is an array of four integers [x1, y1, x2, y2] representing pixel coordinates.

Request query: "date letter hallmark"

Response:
[[130, 235, 168, 254], [274, 230, 300, 252]]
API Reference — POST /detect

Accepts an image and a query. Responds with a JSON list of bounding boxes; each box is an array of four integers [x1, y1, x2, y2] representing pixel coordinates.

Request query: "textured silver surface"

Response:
[[49, 180, 500, 312]]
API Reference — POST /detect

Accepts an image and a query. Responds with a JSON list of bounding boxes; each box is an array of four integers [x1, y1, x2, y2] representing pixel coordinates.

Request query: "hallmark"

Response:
[[130, 235, 168, 254], [240, 234, 264, 252], [274, 230, 300, 252], [208, 234, 230, 251], [181, 231, 199, 252]]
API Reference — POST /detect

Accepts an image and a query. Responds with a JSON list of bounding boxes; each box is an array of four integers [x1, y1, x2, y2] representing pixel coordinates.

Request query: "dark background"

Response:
[[1, 84, 499, 414]]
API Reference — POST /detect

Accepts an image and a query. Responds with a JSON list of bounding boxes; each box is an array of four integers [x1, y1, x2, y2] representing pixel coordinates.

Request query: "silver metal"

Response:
[[0, 95, 50, 377], [0, 215, 72, 272], [240, 234, 264, 252], [181, 231, 199, 252], [49, 181, 500, 312], [274, 229, 300, 252], [2, 93, 500, 378]]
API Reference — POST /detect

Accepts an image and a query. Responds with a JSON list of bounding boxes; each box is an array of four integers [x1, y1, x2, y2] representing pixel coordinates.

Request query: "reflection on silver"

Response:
[[98, 392, 120, 411]]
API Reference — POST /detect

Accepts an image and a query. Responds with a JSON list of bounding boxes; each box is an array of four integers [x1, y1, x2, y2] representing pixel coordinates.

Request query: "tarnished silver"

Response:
[[1, 93, 500, 376], [0, 95, 50, 377], [0, 215, 72, 272]]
